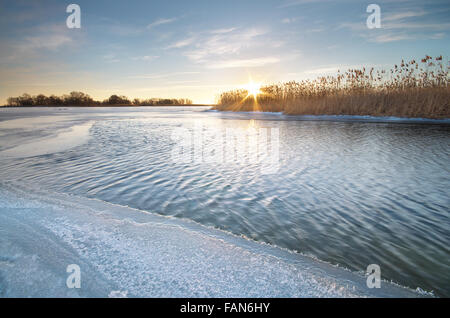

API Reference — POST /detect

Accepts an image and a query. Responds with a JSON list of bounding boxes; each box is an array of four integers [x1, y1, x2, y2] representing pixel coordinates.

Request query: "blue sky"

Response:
[[0, 0, 449, 104]]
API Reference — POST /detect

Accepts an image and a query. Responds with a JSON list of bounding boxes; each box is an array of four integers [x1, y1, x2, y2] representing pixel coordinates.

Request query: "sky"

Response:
[[0, 0, 449, 104]]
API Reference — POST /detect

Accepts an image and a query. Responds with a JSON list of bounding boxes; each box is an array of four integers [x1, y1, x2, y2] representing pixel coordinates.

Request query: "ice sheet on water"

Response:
[[0, 121, 93, 158], [206, 109, 450, 124], [0, 181, 422, 298]]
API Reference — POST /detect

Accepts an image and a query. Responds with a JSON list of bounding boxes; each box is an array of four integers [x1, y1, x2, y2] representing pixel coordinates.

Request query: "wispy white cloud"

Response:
[[132, 55, 160, 62], [147, 17, 177, 29], [207, 57, 280, 69], [287, 63, 389, 79], [340, 8, 450, 43], [371, 34, 413, 43], [210, 27, 237, 34], [103, 54, 120, 63], [128, 71, 201, 79], [161, 25, 293, 70], [278, 0, 334, 9], [166, 37, 196, 49], [12, 24, 76, 52], [0, 24, 80, 68], [302, 66, 344, 75], [281, 18, 297, 24], [383, 10, 427, 22], [21, 34, 73, 50], [108, 24, 143, 36], [383, 22, 450, 30], [175, 27, 270, 65], [430, 32, 445, 40], [129, 83, 236, 92]]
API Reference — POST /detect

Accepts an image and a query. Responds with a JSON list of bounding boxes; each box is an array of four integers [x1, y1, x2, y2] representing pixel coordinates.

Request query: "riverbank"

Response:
[[207, 110, 450, 124], [0, 181, 424, 297]]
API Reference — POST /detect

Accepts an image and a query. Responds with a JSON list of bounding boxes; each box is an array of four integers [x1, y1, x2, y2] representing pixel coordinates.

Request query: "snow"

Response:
[[287, 114, 450, 124], [0, 121, 93, 158], [207, 109, 450, 124], [0, 181, 422, 298]]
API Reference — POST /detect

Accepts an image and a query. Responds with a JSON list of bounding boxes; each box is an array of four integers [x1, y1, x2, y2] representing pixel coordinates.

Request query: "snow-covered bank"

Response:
[[0, 182, 424, 298], [207, 109, 450, 124], [286, 114, 450, 124]]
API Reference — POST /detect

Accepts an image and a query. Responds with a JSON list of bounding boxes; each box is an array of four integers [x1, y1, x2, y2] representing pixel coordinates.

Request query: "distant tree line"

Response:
[[6, 92, 193, 107]]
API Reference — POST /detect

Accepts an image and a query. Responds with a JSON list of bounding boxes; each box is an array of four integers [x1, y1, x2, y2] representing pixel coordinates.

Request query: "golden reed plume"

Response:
[[215, 56, 449, 118]]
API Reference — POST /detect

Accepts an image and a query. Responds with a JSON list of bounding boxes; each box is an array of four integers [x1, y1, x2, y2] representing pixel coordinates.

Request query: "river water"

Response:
[[0, 106, 449, 296]]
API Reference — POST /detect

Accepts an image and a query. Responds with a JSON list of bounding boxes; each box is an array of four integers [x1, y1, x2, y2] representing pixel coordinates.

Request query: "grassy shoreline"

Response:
[[215, 56, 449, 119]]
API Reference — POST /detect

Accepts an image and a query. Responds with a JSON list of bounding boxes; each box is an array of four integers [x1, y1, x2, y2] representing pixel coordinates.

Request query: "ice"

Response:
[[206, 109, 450, 124], [0, 121, 93, 158], [287, 114, 450, 124], [0, 181, 422, 298]]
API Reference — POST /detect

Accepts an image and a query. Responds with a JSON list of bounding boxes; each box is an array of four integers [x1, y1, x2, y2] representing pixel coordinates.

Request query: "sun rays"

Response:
[[242, 80, 262, 99], [235, 77, 264, 112]]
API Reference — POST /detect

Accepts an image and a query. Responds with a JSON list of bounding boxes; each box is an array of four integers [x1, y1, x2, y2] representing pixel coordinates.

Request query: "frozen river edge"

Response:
[[0, 181, 423, 298]]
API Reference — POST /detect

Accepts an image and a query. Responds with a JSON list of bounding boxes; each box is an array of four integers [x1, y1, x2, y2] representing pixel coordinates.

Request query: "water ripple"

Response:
[[0, 108, 449, 296]]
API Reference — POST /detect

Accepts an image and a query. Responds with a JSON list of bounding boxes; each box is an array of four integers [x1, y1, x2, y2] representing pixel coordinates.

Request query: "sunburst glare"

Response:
[[242, 80, 262, 99]]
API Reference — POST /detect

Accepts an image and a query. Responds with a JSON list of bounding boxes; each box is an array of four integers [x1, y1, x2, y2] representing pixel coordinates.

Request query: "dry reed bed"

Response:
[[215, 56, 449, 118]]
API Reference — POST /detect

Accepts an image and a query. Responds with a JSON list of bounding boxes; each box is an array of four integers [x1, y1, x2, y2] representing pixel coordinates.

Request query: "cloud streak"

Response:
[[207, 57, 280, 69], [166, 27, 273, 69], [147, 18, 177, 29], [340, 7, 450, 43], [166, 37, 196, 49], [128, 71, 201, 80]]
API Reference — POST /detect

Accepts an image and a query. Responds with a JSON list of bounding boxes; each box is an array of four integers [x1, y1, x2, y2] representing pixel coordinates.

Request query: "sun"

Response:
[[243, 80, 262, 99]]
